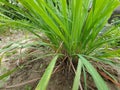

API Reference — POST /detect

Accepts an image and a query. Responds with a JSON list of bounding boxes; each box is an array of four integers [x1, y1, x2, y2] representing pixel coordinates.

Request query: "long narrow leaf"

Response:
[[78, 55, 109, 90], [72, 58, 82, 90], [35, 55, 58, 90], [0, 68, 17, 80]]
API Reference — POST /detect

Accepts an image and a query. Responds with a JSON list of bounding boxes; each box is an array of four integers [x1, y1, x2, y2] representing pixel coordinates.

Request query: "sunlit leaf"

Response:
[[72, 58, 82, 90], [35, 55, 58, 90], [78, 55, 109, 90]]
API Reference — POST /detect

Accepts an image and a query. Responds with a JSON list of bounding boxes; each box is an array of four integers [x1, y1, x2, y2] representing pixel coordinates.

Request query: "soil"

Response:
[[0, 47, 74, 90], [0, 30, 120, 90]]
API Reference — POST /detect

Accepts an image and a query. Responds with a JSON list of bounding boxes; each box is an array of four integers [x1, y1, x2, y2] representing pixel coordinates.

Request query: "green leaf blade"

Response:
[[78, 55, 109, 90], [72, 58, 82, 90], [35, 55, 59, 90]]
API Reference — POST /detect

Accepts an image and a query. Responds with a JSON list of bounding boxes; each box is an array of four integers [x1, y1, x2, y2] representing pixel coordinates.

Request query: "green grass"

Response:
[[0, 0, 120, 90]]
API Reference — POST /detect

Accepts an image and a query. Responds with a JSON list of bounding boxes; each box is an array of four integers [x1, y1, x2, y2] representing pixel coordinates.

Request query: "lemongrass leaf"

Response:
[[0, 68, 17, 80], [78, 55, 109, 90], [72, 58, 82, 90], [35, 55, 58, 90]]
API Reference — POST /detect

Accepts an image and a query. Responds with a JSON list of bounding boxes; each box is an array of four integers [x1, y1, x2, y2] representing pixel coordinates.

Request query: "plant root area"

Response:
[[1, 56, 120, 90]]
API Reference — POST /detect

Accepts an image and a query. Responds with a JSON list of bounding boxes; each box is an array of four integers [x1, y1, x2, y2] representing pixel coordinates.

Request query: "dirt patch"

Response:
[[4, 58, 50, 90], [1, 54, 74, 90]]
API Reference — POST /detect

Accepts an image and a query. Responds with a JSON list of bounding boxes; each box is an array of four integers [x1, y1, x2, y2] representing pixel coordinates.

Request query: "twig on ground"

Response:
[[0, 78, 40, 89]]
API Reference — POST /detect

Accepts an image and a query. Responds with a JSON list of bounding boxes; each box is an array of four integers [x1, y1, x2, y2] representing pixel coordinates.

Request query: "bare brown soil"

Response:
[[0, 49, 74, 90]]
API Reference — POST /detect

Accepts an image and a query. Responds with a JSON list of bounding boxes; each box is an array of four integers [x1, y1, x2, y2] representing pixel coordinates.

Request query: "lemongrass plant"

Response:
[[0, 0, 120, 90]]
